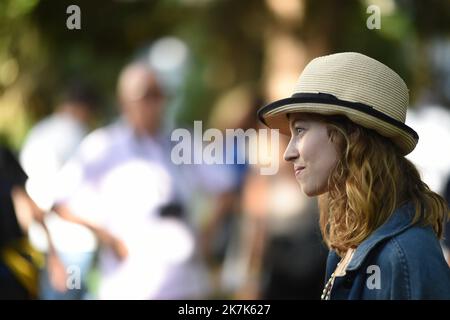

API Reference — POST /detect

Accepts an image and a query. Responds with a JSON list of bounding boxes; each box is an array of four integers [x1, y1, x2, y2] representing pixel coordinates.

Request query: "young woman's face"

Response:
[[284, 113, 340, 197]]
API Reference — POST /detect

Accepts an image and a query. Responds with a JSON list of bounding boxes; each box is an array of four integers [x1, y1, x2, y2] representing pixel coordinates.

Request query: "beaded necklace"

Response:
[[321, 247, 356, 300]]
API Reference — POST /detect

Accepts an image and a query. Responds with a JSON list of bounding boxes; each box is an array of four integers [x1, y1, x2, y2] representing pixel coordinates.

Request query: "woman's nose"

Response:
[[284, 138, 299, 162]]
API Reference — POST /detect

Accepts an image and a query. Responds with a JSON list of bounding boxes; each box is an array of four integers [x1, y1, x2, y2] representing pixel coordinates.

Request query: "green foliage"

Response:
[[0, 0, 449, 148]]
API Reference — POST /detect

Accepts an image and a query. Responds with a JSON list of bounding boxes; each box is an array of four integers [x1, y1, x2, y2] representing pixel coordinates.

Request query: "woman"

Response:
[[257, 52, 450, 299]]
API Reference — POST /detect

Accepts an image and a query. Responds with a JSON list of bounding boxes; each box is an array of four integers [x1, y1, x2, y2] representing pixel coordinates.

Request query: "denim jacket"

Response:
[[325, 201, 450, 299]]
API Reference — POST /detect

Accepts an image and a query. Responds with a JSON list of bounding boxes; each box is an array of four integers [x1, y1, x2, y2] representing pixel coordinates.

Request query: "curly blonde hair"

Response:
[[306, 114, 450, 257]]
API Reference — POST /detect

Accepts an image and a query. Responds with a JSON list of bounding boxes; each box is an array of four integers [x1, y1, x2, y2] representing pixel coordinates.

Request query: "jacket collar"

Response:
[[346, 201, 416, 271]]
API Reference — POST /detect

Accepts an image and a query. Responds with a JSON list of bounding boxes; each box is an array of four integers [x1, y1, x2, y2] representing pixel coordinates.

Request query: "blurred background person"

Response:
[[404, 40, 450, 266], [51, 61, 206, 299], [19, 80, 100, 299], [195, 85, 257, 297], [0, 145, 66, 299]]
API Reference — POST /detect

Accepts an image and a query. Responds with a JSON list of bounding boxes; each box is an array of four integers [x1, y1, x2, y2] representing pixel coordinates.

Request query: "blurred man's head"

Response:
[[58, 80, 100, 124], [117, 62, 165, 136]]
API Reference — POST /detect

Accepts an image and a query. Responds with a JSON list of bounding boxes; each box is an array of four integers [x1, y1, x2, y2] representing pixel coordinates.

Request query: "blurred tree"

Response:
[[1, 0, 450, 149]]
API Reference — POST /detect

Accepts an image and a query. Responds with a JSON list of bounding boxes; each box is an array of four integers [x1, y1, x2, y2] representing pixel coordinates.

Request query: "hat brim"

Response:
[[258, 99, 418, 155]]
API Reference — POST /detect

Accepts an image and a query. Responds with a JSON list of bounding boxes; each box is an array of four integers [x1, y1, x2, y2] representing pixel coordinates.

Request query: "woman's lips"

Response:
[[294, 166, 305, 176]]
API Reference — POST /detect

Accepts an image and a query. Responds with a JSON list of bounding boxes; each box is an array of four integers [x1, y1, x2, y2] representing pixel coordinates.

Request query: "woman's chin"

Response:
[[300, 184, 327, 197]]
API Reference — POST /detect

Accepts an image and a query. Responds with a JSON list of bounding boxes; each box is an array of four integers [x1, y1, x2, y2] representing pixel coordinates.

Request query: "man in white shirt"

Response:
[[20, 82, 100, 299], [52, 62, 206, 299]]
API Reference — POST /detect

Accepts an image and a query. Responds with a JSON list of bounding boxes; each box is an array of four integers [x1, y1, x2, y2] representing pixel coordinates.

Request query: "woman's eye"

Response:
[[295, 127, 305, 134]]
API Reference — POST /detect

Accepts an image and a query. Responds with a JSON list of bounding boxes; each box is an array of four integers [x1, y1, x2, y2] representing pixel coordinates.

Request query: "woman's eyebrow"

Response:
[[288, 118, 299, 129], [292, 119, 308, 125]]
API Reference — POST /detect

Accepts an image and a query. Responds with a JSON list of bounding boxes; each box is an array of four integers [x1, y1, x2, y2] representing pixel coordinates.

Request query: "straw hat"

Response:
[[257, 52, 418, 155]]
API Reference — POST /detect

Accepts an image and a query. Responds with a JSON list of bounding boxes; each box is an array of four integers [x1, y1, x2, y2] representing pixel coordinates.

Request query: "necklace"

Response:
[[321, 248, 356, 300], [321, 271, 336, 300]]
